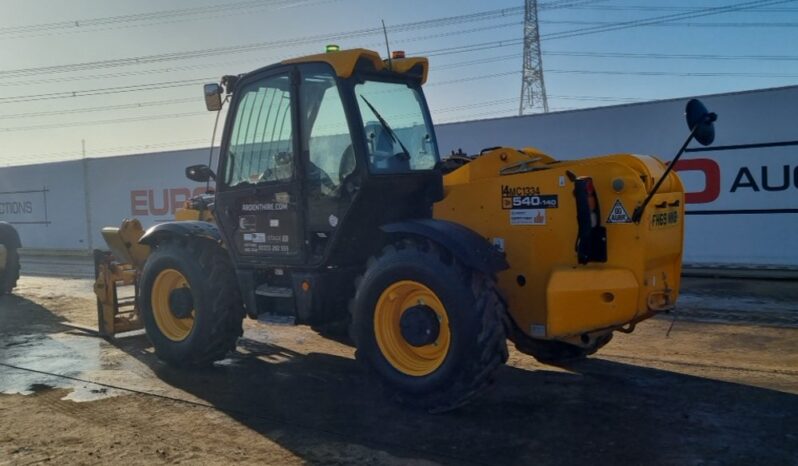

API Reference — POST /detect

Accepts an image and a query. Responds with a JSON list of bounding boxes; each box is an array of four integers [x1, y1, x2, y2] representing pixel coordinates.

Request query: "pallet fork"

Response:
[[92, 219, 150, 338]]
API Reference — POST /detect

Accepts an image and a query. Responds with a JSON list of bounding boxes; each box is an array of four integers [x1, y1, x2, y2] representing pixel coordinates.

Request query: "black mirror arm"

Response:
[[631, 112, 716, 223]]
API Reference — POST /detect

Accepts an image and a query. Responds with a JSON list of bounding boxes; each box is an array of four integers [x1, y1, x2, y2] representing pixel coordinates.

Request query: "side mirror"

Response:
[[633, 99, 719, 222], [204, 83, 223, 111], [186, 164, 216, 183], [685, 99, 717, 146]]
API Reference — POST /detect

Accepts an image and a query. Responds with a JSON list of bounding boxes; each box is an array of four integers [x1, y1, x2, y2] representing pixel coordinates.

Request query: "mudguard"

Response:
[[139, 221, 222, 247], [0, 222, 21, 249], [381, 219, 508, 274]]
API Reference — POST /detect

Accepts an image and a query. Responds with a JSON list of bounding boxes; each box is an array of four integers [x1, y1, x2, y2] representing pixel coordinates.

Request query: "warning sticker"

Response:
[[606, 199, 632, 224], [511, 209, 546, 226]]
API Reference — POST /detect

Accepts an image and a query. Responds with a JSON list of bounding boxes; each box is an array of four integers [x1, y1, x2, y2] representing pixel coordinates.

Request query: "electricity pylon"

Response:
[[519, 0, 549, 115]]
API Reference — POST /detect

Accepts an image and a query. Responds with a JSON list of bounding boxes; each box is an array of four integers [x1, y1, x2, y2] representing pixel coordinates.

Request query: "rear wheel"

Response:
[[0, 244, 20, 295], [350, 240, 508, 412], [139, 239, 244, 366]]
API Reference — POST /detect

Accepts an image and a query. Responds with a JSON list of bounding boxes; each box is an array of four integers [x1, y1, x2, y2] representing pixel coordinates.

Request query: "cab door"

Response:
[[215, 69, 304, 267], [298, 65, 360, 264]]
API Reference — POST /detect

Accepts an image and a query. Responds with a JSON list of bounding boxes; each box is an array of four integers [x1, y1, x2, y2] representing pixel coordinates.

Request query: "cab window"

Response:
[[354, 80, 438, 174], [225, 74, 293, 187], [300, 70, 355, 196]]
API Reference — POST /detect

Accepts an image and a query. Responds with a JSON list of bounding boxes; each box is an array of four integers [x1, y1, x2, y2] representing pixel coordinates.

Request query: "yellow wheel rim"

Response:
[[151, 268, 195, 342], [374, 280, 451, 376]]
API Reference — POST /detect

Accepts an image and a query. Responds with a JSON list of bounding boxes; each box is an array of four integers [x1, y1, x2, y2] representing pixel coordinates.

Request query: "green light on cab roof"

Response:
[[326, 44, 340, 53]]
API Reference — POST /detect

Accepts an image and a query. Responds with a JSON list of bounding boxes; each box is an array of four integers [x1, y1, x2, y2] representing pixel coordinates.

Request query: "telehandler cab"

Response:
[[95, 47, 717, 411]]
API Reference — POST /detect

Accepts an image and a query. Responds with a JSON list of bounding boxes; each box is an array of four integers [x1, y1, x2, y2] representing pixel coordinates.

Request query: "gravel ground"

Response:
[[0, 270, 796, 465]]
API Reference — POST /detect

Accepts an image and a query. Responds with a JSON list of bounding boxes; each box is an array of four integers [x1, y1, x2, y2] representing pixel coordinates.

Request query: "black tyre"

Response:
[[0, 244, 20, 295], [517, 332, 613, 365], [139, 239, 244, 367], [350, 240, 508, 412]]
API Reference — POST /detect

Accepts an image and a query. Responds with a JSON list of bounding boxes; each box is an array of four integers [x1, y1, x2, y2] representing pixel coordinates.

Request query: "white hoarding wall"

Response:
[[0, 160, 89, 250], [0, 86, 795, 267], [436, 86, 798, 267], [0, 148, 211, 250]]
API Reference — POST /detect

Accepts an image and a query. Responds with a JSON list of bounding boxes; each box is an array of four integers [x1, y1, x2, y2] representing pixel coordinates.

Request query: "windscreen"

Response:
[[354, 80, 439, 174]]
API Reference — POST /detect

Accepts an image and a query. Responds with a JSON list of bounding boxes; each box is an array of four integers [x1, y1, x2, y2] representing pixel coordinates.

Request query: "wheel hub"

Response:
[[168, 287, 194, 319], [399, 305, 441, 347]]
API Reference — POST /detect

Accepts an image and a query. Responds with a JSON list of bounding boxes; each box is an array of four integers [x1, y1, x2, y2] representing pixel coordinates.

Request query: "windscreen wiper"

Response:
[[359, 95, 411, 160]]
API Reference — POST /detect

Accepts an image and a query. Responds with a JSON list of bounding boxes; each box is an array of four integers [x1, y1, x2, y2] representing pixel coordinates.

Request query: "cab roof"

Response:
[[282, 48, 429, 84]]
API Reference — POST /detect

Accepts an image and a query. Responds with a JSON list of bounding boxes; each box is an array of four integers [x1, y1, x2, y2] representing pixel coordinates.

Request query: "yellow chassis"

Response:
[[95, 149, 684, 349]]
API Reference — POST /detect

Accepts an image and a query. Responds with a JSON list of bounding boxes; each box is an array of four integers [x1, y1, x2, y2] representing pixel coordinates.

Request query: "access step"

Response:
[[255, 285, 294, 298], [256, 313, 296, 325]]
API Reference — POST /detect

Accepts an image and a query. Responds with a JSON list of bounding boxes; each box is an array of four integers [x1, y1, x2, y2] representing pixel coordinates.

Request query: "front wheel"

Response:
[[139, 239, 244, 367], [0, 243, 20, 295], [350, 240, 508, 412]]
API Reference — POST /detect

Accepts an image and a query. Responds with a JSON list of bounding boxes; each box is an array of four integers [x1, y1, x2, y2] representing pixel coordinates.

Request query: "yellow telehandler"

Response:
[[94, 47, 717, 411]]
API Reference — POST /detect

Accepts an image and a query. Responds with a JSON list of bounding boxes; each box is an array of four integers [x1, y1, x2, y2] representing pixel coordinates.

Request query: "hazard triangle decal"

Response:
[[606, 199, 631, 224]]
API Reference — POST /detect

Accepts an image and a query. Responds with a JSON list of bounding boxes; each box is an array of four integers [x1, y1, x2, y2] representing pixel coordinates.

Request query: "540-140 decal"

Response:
[[501, 185, 559, 226], [502, 194, 559, 210]]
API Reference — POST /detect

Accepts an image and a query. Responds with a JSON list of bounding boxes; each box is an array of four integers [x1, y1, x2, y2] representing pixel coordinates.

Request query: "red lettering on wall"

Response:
[[169, 188, 191, 215], [674, 158, 721, 204], [130, 190, 148, 215], [130, 187, 209, 216], [148, 190, 170, 216]]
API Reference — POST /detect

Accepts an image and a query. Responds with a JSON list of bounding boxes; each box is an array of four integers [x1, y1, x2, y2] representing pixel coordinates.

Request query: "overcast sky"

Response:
[[1, 0, 796, 165]]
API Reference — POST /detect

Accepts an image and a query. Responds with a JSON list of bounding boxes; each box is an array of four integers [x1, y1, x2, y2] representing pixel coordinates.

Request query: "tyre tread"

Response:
[[350, 239, 508, 412], [143, 239, 244, 367]]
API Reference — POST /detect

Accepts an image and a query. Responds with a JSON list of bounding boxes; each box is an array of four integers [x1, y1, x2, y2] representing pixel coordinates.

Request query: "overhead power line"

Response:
[[7, 16, 795, 91], [4, 138, 212, 165], [0, 78, 211, 104], [0, 0, 789, 82], [3, 58, 797, 106], [0, 0, 327, 38], [566, 3, 798, 12], [435, 49, 798, 71], [0, 0, 602, 79], [0, 6, 524, 78], [546, 68, 798, 78], [3, 62, 797, 132], [0, 90, 647, 134], [542, 19, 798, 28], [542, 50, 798, 62], [0, 111, 209, 133], [0, 0, 795, 135], [0, 97, 198, 120], [540, 0, 798, 41]]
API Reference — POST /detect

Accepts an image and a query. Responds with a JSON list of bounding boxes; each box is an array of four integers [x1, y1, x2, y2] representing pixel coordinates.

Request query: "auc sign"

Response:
[[675, 142, 797, 213]]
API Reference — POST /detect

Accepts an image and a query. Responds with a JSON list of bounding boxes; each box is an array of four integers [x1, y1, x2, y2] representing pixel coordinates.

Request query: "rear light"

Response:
[[585, 178, 599, 227], [573, 176, 607, 264]]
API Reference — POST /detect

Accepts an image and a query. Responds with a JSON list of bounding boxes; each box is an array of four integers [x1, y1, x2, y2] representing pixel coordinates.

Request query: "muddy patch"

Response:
[[0, 332, 125, 401]]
